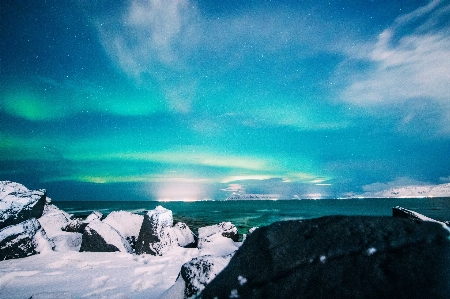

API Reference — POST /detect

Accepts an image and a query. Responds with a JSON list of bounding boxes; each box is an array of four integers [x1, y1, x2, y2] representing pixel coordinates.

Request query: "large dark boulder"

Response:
[[0, 181, 47, 230], [79, 220, 132, 253], [135, 206, 174, 255], [200, 216, 450, 299], [0, 218, 52, 260]]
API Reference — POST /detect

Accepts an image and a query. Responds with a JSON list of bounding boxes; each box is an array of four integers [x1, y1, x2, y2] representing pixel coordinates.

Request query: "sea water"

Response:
[[54, 198, 450, 234]]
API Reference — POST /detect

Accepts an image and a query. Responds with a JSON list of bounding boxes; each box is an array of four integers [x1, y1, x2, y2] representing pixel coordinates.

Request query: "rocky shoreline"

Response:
[[1, 180, 449, 298]]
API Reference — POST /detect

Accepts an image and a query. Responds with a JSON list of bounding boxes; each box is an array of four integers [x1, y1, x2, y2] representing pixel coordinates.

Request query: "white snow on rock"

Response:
[[38, 204, 82, 252], [198, 233, 241, 256], [84, 220, 132, 253], [136, 206, 175, 256], [38, 205, 71, 237], [0, 218, 41, 245], [173, 222, 196, 247], [103, 211, 143, 240], [198, 222, 239, 255], [165, 254, 234, 299], [84, 211, 103, 223], [0, 181, 46, 227]]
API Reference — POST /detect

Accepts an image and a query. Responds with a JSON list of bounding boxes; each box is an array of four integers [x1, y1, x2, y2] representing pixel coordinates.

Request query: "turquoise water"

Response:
[[54, 198, 450, 235]]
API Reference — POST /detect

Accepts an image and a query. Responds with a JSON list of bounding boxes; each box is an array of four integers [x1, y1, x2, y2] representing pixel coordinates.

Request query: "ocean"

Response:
[[54, 198, 450, 235]]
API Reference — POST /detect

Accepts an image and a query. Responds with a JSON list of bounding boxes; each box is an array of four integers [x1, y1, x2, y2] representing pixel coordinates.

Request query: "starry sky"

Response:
[[1, 0, 450, 201]]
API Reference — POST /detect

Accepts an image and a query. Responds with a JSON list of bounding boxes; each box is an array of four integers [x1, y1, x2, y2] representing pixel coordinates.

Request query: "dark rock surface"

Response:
[[0, 218, 43, 260], [135, 206, 174, 255], [0, 181, 47, 230], [200, 216, 450, 299], [79, 220, 132, 253]]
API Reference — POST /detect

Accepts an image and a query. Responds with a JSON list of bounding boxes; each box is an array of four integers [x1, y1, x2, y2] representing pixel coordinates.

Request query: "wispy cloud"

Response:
[[340, 0, 450, 135]]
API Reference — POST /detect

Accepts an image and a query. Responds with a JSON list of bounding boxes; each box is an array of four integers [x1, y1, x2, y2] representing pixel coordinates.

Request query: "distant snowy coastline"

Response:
[[359, 182, 450, 198]]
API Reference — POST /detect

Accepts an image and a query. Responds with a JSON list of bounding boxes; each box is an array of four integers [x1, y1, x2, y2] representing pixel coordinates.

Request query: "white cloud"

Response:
[[362, 177, 429, 193], [340, 1, 450, 135]]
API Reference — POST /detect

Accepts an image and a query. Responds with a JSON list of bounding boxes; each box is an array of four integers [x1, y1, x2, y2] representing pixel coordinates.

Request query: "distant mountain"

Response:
[[361, 183, 450, 198]]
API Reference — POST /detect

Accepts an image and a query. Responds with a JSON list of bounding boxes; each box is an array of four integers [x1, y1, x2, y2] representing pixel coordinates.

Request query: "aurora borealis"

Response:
[[1, 0, 450, 200]]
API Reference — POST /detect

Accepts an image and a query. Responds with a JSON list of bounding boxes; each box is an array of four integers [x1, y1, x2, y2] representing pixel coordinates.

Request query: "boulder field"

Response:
[[1, 180, 449, 299]]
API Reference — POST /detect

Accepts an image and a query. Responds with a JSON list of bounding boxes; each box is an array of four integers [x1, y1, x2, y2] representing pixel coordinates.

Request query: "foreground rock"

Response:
[[198, 222, 238, 248], [38, 204, 82, 252], [173, 222, 197, 248], [162, 254, 234, 299], [0, 181, 47, 230], [136, 206, 174, 255], [79, 220, 132, 253], [102, 211, 143, 252], [392, 206, 449, 228], [0, 218, 52, 260], [201, 216, 450, 299]]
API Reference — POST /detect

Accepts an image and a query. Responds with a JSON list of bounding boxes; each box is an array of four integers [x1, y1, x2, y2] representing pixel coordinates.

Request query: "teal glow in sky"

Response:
[[1, 0, 450, 200]]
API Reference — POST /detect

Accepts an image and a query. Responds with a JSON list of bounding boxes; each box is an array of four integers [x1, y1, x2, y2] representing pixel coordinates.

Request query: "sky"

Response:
[[1, 0, 450, 201]]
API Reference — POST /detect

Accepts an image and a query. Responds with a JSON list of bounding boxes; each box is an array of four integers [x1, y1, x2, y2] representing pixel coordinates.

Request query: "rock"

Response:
[[247, 227, 258, 235], [135, 206, 174, 255], [0, 181, 47, 230], [63, 218, 85, 233], [175, 254, 234, 299], [200, 216, 450, 299], [392, 206, 449, 227], [102, 211, 143, 252], [84, 211, 103, 223], [63, 211, 103, 234], [79, 220, 132, 253], [173, 222, 196, 248], [197, 222, 239, 255], [0, 218, 52, 260], [38, 204, 82, 252]]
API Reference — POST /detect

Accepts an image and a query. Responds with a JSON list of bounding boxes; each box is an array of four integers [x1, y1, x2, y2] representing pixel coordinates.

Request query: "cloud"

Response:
[[96, 0, 200, 113], [340, 1, 450, 135], [362, 177, 429, 193]]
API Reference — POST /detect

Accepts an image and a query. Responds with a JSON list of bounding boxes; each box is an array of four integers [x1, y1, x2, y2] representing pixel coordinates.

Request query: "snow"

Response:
[[0, 181, 45, 223], [198, 233, 241, 256], [85, 220, 132, 253], [84, 211, 103, 223], [0, 218, 40, 242], [0, 247, 200, 299], [103, 211, 143, 239]]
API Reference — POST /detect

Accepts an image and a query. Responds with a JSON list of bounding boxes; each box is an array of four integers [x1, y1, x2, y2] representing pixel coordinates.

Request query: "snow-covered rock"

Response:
[[136, 206, 174, 256], [392, 206, 449, 232], [0, 218, 52, 260], [164, 254, 233, 299], [0, 181, 47, 230], [79, 220, 132, 253], [102, 210, 143, 251], [84, 211, 103, 223], [38, 204, 71, 235], [173, 222, 196, 248], [197, 222, 239, 252], [38, 204, 81, 252], [64, 211, 103, 234]]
